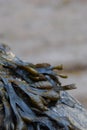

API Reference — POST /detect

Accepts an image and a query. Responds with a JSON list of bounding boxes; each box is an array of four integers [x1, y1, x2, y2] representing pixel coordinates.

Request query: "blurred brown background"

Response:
[[0, 0, 87, 108]]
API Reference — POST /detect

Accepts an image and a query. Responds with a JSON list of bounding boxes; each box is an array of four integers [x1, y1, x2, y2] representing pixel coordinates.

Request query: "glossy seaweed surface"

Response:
[[0, 44, 87, 130]]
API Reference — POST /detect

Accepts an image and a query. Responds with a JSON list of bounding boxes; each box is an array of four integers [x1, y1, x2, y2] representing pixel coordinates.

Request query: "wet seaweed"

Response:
[[0, 44, 77, 130]]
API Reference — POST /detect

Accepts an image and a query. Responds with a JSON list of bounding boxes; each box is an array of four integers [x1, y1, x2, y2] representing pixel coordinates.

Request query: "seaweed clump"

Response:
[[0, 44, 76, 130]]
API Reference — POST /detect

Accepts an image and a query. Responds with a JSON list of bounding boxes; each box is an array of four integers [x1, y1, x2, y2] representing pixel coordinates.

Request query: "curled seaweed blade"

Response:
[[51, 64, 63, 70], [61, 84, 76, 91]]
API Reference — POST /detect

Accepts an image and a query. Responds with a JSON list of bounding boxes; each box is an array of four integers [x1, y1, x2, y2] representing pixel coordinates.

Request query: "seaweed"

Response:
[[0, 44, 83, 130]]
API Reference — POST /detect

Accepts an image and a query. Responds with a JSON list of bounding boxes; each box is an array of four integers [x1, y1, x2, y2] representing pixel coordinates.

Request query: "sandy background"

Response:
[[0, 0, 87, 108]]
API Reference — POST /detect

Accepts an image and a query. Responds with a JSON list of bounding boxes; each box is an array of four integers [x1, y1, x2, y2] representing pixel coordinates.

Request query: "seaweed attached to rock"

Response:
[[0, 44, 87, 130]]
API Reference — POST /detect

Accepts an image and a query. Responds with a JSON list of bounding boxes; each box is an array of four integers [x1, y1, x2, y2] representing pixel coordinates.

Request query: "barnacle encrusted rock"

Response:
[[0, 44, 87, 130]]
